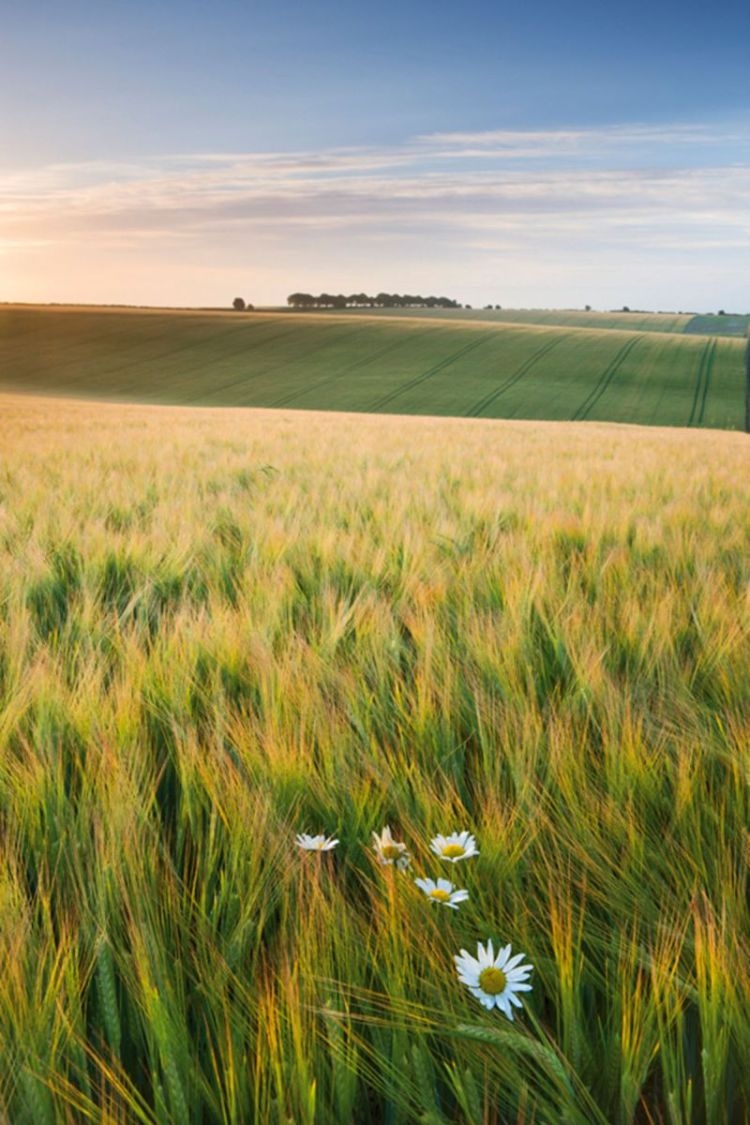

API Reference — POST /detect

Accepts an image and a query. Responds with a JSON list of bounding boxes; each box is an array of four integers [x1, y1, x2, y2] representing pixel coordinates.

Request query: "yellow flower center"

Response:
[[429, 888, 452, 902], [381, 844, 403, 859], [478, 967, 507, 995], [442, 843, 466, 858]]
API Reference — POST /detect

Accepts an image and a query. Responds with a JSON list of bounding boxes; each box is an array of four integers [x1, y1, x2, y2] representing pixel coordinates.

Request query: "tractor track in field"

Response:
[[0, 315, 179, 373], [571, 335, 644, 421], [188, 323, 385, 403], [687, 338, 717, 427], [366, 333, 492, 412], [268, 326, 439, 408], [34, 319, 298, 393], [463, 334, 568, 418]]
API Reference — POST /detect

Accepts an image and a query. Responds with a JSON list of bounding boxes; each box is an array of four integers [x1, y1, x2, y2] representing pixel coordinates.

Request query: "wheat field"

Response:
[[1, 393, 748, 1123]]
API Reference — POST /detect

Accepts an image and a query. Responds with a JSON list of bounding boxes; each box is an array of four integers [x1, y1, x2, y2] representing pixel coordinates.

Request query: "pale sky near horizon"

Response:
[[1, 0, 749, 311]]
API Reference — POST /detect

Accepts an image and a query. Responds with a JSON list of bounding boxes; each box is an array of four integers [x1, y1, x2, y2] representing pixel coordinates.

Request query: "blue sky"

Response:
[[1, 0, 749, 309]]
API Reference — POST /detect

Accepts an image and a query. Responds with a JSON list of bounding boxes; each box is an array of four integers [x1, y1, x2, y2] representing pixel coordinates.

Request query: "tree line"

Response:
[[286, 292, 461, 310]]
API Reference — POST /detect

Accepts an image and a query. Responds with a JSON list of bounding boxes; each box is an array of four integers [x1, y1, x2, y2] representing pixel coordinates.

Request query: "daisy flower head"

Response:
[[415, 877, 468, 909], [430, 830, 479, 863], [454, 940, 533, 1019], [372, 825, 410, 869], [295, 833, 339, 852]]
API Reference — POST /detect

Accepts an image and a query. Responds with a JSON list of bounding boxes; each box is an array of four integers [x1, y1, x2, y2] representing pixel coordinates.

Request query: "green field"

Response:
[[1, 395, 748, 1123], [683, 313, 750, 338], [320, 306, 695, 333], [316, 306, 750, 337], [0, 306, 746, 429]]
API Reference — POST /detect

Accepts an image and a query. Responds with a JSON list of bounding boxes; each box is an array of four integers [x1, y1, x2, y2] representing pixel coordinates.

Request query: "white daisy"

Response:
[[295, 833, 339, 852], [414, 877, 469, 909], [372, 825, 410, 869], [429, 831, 479, 863], [454, 940, 533, 1019]]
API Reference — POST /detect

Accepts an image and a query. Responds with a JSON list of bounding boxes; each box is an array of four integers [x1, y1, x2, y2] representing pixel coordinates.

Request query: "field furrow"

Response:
[[366, 332, 493, 411], [570, 335, 644, 421], [463, 334, 568, 418]]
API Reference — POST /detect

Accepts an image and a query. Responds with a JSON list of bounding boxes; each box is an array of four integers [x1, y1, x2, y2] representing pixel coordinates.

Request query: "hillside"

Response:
[[0, 305, 745, 429]]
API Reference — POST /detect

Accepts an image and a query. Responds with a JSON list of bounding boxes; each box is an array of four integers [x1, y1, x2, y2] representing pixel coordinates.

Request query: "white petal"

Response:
[[478, 940, 494, 966], [504, 952, 527, 972], [494, 943, 512, 969], [506, 969, 533, 983], [456, 959, 480, 979]]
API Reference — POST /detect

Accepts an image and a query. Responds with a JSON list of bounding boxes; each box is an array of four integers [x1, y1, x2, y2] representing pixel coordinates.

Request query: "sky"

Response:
[[1, 0, 749, 311]]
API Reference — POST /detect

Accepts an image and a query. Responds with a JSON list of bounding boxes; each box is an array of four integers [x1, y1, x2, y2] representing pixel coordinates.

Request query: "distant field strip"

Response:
[[684, 313, 750, 337], [323, 305, 695, 333], [0, 307, 745, 429], [319, 305, 750, 337]]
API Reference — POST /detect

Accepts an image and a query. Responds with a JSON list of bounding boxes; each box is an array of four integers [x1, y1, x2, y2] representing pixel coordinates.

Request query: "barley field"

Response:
[[0, 307, 745, 429], [1, 393, 748, 1123]]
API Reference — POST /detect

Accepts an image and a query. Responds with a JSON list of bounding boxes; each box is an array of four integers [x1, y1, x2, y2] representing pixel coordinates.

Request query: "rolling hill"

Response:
[[0, 305, 745, 429]]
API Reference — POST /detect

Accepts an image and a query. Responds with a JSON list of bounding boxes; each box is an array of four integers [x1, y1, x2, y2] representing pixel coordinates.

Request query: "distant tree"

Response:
[[484, 304, 493, 310], [232, 297, 246, 311], [284, 289, 460, 310], [245, 303, 255, 311], [287, 292, 315, 308], [622, 305, 630, 313], [584, 304, 592, 311], [495, 304, 502, 310], [718, 309, 726, 316]]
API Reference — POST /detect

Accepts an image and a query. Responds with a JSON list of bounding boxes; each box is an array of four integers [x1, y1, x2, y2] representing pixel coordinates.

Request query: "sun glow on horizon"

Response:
[[1, 122, 749, 312]]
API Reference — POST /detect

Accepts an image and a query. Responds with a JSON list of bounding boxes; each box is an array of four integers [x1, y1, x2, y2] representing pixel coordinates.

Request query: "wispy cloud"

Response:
[[1, 121, 748, 307]]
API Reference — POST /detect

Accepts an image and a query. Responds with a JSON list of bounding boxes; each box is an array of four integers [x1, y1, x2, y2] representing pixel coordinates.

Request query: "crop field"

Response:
[[1, 393, 749, 1123], [325, 306, 695, 334], [683, 314, 750, 338], [0, 306, 746, 429], [327, 307, 750, 337]]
